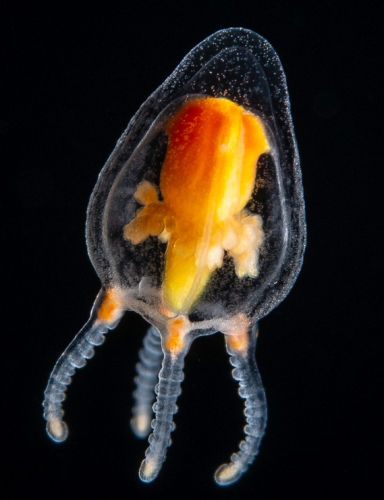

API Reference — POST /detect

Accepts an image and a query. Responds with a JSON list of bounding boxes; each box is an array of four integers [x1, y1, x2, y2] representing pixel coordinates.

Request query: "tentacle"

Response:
[[131, 325, 163, 438], [139, 336, 192, 483], [215, 323, 267, 486], [42, 289, 124, 442]]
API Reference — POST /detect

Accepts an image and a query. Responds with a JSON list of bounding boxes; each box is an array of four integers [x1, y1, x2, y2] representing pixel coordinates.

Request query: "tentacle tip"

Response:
[[131, 414, 151, 439], [139, 458, 161, 483], [46, 419, 69, 443], [214, 463, 242, 486]]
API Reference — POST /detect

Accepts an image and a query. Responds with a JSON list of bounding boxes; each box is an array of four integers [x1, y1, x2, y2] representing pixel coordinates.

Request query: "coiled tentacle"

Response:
[[43, 289, 124, 442], [139, 336, 192, 483], [215, 324, 267, 486], [131, 326, 163, 438]]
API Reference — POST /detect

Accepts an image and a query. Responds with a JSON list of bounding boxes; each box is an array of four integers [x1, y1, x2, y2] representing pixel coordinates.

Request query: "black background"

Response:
[[1, 1, 382, 499]]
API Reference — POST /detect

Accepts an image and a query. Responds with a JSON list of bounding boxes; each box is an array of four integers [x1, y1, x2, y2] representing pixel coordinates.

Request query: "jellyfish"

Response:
[[43, 27, 306, 486]]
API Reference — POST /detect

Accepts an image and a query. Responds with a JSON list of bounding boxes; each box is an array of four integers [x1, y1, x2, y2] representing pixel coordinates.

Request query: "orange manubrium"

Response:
[[124, 97, 270, 313]]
